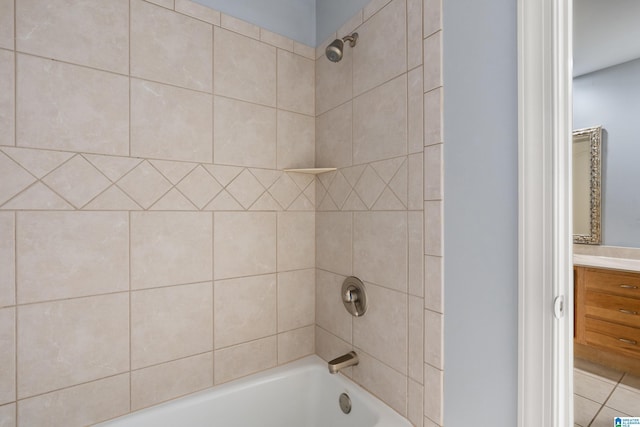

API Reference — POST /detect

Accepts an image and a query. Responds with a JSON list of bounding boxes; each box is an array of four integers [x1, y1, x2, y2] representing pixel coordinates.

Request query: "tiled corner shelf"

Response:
[[283, 168, 337, 174]]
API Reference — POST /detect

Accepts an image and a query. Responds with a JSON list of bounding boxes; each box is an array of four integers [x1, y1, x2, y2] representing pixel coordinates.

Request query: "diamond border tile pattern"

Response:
[[0, 148, 315, 212]]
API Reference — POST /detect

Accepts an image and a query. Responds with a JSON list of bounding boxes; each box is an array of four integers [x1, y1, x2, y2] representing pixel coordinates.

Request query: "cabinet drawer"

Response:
[[585, 292, 640, 328], [585, 318, 640, 357], [584, 268, 640, 298]]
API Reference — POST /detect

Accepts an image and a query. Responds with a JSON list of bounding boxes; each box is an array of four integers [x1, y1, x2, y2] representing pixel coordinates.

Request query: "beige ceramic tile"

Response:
[[0, 50, 14, 147], [0, 213, 14, 307], [353, 212, 407, 292], [131, 212, 212, 289], [17, 212, 128, 304], [423, 32, 442, 92], [131, 0, 212, 91], [214, 27, 276, 106], [363, 0, 393, 20], [0, 403, 15, 427], [267, 173, 300, 209], [293, 42, 315, 60], [315, 269, 352, 342], [0, 183, 73, 211], [408, 67, 424, 154], [214, 336, 277, 384], [337, 10, 363, 39], [408, 210, 424, 297], [354, 0, 406, 96], [409, 296, 424, 382], [2, 147, 73, 180], [225, 169, 265, 209], [424, 364, 443, 425], [316, 212, 352, 276], [17, 293, 129, 398], [353, 283, 407, 373], [424, 144, 442, 200], [277, 212, 314, 271], [146, 0, 174, 9], [278, 326, 314, 364], [424, 255, 443, 313], [424, 88, 443, 146], [131, 352, 213, 411], [16, 54, 129, 155], [326, 171, 352, 209], [175, 0, 220, 25], [176, 166, 222, 208], [0, 153, 35, 206], [573, 394, 600, 427], [424, 416, 440, 427], [214, 274, 276, 348], [424, 201, 442, 256], [574, 370, 616, 404], [315, 325, 352, 364], [0, 308, 14, 405], [353, 350, 407, 416], [16, 0, 128, 74], [353, 75, 407, 165], [116, 161, 172, 209], [85, 155, 143, 182], [42, 155, 111, 208], [261, 29, 294, 51], [214, 96, 276, 168], [277, 111, 314, 170], [277, 49, 314, 116], [408, 379, 424, 427], [590, 406, 631, 427], [131, 79, 213, 163], [316, 102, 353, 169], [315, 45, 352, 115], [407, 0, 423, 70], [278, 269, 315, 332], [214, 212, 276, 279], [220, 14, 260, 39], [607, 382, 640, 417], [424, 0, 442, 38], [17, 374, 129, 427], [131, 282, 213, 369], [0, 0, 13, 50], [424, 309, 443, 369]]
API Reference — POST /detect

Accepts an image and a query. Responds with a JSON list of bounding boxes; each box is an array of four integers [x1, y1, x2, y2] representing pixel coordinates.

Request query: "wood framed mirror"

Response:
[[573, 126, 602, 244]]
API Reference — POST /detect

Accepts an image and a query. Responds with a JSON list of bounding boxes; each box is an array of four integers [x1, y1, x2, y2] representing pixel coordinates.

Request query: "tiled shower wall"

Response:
[[313, 0, 444, 426], [0, 0, 317, 425]]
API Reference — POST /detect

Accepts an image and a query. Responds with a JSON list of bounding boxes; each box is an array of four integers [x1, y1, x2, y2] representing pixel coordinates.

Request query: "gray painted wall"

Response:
[[443, 0, 518, 425], [574, 58, 640, 247], [316, 0, 371, 45], [193, 0, 316, 46]]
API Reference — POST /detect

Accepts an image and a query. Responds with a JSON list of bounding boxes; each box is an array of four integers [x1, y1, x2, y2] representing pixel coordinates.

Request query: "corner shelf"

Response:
[[283, 168, 337, 174]]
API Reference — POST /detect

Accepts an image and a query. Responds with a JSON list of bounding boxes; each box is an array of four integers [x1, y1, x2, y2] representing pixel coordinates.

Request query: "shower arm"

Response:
[[342, 33, 358, 47]]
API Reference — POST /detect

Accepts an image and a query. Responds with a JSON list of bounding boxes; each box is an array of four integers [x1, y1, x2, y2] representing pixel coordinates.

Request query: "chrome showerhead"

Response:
[[325, 33, 358, 63]]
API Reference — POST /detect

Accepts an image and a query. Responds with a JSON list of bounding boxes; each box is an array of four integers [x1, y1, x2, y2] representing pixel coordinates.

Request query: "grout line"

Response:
[[128, 210, 132, 411], [14, 209, 18, 422], [211, 211, 215, 383]]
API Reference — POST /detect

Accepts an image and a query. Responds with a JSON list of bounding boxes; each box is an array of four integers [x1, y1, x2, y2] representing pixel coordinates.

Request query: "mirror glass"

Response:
[[573, 126, 602, 244]]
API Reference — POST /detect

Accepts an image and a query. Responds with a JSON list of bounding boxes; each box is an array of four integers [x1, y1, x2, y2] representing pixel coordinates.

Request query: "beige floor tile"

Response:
[[574, 394, 601, 427]]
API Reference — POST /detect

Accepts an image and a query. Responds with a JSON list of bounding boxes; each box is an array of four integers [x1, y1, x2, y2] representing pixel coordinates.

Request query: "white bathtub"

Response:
[[96, 355, 411, 427]]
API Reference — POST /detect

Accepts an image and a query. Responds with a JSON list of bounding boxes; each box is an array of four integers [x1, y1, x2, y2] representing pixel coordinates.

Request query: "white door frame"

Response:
[[517, 0, 574, 426]]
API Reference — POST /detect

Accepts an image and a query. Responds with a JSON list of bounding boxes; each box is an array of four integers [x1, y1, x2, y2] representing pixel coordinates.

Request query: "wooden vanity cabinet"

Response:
[[574, 266, 640, 373]]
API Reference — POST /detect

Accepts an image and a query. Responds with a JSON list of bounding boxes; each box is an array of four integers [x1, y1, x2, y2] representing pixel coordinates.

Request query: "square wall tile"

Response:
[[214, 27, 276, 106], [316, 269, 352, 342], [0, 403, 15, 427], [0, 212, 14, 307], [220, 13, 260, 40], [423, 32, 442, 92], [16, 0, 129, 74], [261, 29, 294, 51], [16, 54, 129, 156], [214, 212, 276, 279], [278, 212, 315, 271], [0, 50, 14, 147], [354, 212, 407, 292], [353, 75, 407, 165], [277, 111, 314, 170], [353, 283, 407, 373], [131, 353, 213, 411], [131, 212, 212, 290], [214, 336, 277, 384], [277, 50, 314, 116], [131, 282, 213, 369], [278, 326, 314, 364], [316, 102, 353, 169], [315, 326, 352, 365], [131, 79, 213, 163], [0, 308, 15, 405], [353, 350, 407, 416], [17, 293, 129, 398], [316, 212, 352, 276], [278, 269, 315, 332], [408, 67, 424, 154], [316, 47, 352, 115], [214, 96, 276, 169], [17, 374, 129, 427], [0, 0, 14, 50], [131, 0, 212, 91], [17, 212, 129, 304], [353, 0, 406, 96], [214, 274, 276, 349]]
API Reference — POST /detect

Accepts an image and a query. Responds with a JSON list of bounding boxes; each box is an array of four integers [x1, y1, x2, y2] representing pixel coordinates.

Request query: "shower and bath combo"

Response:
[[325, 32, 359, 62]]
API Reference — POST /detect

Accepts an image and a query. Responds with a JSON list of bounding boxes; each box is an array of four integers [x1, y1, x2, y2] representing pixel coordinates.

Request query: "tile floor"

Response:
[[574, 358, 640, 427]]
